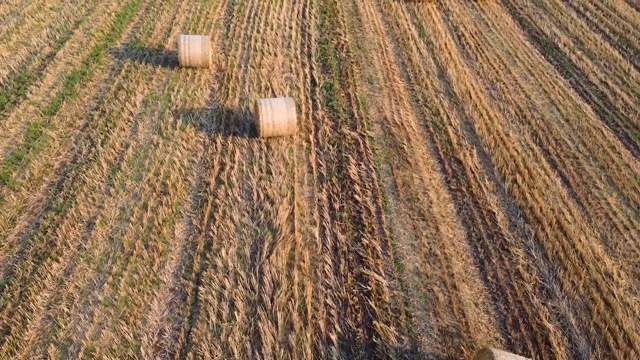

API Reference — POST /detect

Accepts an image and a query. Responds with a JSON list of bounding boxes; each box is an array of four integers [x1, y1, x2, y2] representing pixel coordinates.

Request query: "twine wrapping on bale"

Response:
[[254, 97, 297, 137], [177, 34, 211, 68], [472, 348, 531, 360]]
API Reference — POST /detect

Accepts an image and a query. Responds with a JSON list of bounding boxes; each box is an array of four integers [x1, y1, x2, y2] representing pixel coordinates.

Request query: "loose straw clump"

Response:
[[177, 34, 211, 68], [254, 97, 297, 137], [473, 348, 531, 360]]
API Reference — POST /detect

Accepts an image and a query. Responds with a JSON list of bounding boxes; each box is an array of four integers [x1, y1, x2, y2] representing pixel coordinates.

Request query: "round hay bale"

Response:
[[177, 34, 211, 68], [473, 348, 531, 360], [254, 97, 297, 137]]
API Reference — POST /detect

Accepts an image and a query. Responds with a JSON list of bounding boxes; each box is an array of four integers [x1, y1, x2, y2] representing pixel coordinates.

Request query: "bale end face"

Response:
[[177, 34, 212, 68], [254, 97, 297, 137], [472, 348, 531, 360]]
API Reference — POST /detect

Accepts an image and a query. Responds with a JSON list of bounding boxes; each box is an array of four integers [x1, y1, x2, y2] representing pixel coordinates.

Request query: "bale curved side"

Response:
[[254, 97, 297, 137], [177, 34, 211, 68], [472, 348, 531, 360]]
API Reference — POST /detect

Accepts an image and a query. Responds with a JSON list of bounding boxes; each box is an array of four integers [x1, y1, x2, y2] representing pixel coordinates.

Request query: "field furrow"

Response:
[[379, 2, 569, 357], [625, 0, 640, 11], [0, 0, 144, 216], [562, 0, 640, 71], [493, 0, 640, 282], [0, 0, 41, 38], [0, 0, 147, 297], [0, 0, 149, 296], [0, 0, 97, 84], [347, 1, 507, 358], [288, 0, 320, 356], [407, 2, 640, 358], [0, 0, 195, 357], [445, 0, 640, 313], [502, 0, 640, 158], [70, 2, 215, 358]]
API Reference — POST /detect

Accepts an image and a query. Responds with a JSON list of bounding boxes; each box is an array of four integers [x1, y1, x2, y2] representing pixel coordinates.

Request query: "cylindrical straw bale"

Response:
[[254, 97, 297, 137], [177, 34, 211, 68], [473, 348, 531, 360]]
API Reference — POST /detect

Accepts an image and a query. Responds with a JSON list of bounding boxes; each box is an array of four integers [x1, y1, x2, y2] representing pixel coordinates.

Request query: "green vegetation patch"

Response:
[[43, 0, 142, 117], [0, 120, 50, 189], [0, 0, 142, 204]]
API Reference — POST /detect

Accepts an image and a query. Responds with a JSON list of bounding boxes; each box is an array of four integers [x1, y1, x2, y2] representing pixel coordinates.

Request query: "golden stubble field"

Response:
[[0, 0, 639, 359]]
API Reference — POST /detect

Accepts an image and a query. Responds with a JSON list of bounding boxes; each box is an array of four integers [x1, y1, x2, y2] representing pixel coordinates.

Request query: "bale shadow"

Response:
[[173, 106, 257, 138], [109, 45, 179, 68]]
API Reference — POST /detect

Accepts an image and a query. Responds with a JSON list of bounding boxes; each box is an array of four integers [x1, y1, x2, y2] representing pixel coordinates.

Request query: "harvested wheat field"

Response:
[[0, 0, 639, 359]]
